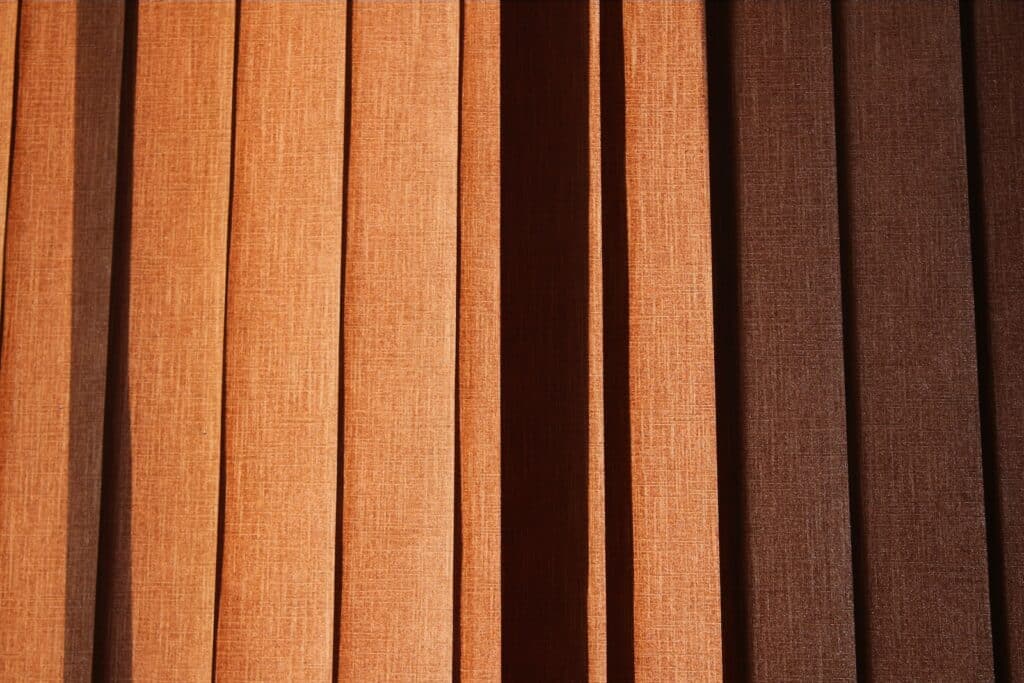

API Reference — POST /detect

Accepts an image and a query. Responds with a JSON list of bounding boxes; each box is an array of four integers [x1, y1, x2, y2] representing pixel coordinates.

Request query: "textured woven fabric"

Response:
[[0, 1, 1021, 680], [707, 2, 856, 679]]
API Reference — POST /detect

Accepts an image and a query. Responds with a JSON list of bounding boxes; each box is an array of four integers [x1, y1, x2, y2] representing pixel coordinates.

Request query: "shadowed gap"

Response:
[[91, 0, 137, 679], [0, 1, 21, 358], [829, 5, 870, 681], [598, 1, 634, 680], [331, 2, 354, 680], [499, 1, 589, 679], [452, 0, 465, 679], [211, 2, 242, 679], [705, 4, 751, 681], [958, 3, 1009, 679]]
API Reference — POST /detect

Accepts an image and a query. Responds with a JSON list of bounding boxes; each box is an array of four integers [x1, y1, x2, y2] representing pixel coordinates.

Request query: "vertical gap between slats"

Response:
[[958, 3, 1008, 678], [210, 2, 241, 680], [0, 0, 20, 356], [829, 5, 868, 682], [93, 0, 138, 677], [331, 2, 354, 680], [451, 0, 465, 680]]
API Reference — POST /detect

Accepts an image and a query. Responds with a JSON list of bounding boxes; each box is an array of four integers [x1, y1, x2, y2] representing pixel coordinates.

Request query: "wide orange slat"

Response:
[[215, 4, 344, 680], [0, 0, 16, 279], [0, 2, 123, 678], [339, 1, 458, 678], [458, 1, 501, 679], [622, 2, 722, 679], [94, 2, 234, 679]]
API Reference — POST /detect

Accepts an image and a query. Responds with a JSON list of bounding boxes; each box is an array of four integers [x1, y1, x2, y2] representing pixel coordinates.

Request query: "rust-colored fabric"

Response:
[[0, 3, 122, 679], [215, 4, 344, 680], [621, 2, 721, 680], [707, 2, 857, 679], [1, 2, 1023, 681], [93, 2, 234, 680], [458, 1, 501, 679], [339, 1, 458, 679]]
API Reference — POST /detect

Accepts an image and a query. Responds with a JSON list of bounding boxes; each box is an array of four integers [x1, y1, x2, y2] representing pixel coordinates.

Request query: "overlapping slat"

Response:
[[339, 1, 459, 678], [707, 2, 857, 679], [621, 2, 721, 679], [215, 4, 344, 679], [457, 0, 501, 679], [93, 2, 234, 679], [0, 2, 123, 678], [963, 1, 1024, 678], [833, 1, 993, 677]]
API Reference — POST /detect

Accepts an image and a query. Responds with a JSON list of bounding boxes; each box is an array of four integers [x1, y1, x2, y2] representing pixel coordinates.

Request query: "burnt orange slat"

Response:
[[0, 2, 123, 678], [215, 4, 344, 680], [339, 1, 458, 679], [94, 2, 234, 679], [622, 1, 721, 679]]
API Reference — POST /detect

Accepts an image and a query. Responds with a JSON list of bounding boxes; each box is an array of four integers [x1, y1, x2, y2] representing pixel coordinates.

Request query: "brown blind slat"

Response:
[[833, 1, 993, 677], [707, 2, 857, 679]]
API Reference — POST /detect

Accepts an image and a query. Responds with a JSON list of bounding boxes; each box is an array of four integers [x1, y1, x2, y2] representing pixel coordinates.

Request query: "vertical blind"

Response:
[[0, 1, 1020, 680]]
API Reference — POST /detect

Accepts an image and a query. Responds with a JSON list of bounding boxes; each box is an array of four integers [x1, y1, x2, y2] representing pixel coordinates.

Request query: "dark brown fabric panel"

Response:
[[833, 1, 993, 678], [962, 1, 1024, 678], [707, 2, 857, 679]]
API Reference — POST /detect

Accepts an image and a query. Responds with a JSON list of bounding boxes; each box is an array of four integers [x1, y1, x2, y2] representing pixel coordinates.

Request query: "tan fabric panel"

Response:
[[95, 3, 234, 679], [216, 4, 343, 680], [587, 1, 607, 681], [457, 1, 501, 680], [622, 1, 721, 679], [0, 0, 16, 281], [339, 1, 458, 679], [0, 2, 123, 679]]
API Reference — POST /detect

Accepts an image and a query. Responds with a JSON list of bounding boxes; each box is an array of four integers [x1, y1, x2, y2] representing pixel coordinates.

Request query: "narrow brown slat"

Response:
[[215, 4, 344, 679], [0, 0, 16, 280], [962, 1, 1024, 678], [621, 1, 721, 679], [706, 2, 857, 679], [339, 1, 458, 678], [94, 2, 234, 679], [833, 1, 993, 677], [458, 0, 501, 679], [0, 2, 123, 678]]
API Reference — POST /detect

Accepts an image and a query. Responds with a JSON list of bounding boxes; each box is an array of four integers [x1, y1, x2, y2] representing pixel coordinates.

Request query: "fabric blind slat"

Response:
[[338, 2, 458, 679], [457, 1, 502, 679], [963, 1, 1024, 677], [215, 4, 344, 679], [0, 0, 16, 282], [621, 2, 721, 679], [93, 2, 234, 679], [707, 2, 857, 679], [833, 1, 993, 677], [0, 2, 123, 678]]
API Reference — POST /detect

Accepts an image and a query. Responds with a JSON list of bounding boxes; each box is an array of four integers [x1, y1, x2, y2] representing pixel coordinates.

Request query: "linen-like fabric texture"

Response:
[[0, 1, 1021, 681]]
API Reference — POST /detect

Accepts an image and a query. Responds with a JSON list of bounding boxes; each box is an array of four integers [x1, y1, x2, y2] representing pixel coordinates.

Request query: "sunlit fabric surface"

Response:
[[0, 1, 1021, 681]]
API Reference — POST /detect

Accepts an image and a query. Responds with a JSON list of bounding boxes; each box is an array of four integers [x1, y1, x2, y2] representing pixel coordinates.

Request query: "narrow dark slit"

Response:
[[598, 2, 635, 680], [210, 2, 243, 679], [705, 4, 750, 681], [829, 5, 870, 681], [958, 3, 1009, 679], [92, 1, 139, 678], [451, 0, 466, 680], [0, 0, 23, 359], [499, 1, 590, 679], [331, 1, 355, 680]]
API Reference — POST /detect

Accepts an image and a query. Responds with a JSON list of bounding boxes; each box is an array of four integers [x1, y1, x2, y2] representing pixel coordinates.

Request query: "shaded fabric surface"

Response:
[[0, 1, 1020, 681]]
